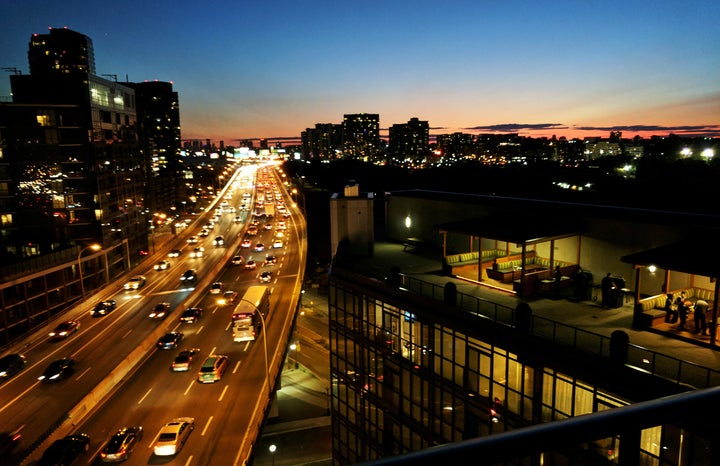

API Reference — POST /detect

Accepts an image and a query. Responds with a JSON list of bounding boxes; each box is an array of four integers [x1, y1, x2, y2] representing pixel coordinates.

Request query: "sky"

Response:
[[1, 0, 719, 144]]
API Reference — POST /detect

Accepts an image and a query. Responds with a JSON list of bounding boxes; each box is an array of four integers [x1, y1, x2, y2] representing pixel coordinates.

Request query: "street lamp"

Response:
[[77, 244, 101, 298]]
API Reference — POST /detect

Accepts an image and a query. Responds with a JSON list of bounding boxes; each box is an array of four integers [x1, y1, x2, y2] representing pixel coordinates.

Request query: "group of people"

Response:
[[664, 291, 710, 336]]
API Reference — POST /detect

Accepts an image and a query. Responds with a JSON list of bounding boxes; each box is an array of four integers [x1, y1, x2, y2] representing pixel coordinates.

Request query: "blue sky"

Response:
[[2, 0, 718, 143]]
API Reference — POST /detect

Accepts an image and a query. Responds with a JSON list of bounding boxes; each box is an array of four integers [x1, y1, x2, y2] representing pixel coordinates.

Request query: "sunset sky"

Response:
[[2, 0, 718, 143]]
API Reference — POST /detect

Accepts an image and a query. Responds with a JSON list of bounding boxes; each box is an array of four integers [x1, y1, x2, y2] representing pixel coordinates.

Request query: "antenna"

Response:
[[101, 74, 118, 82], [1, 67, 22, 75]]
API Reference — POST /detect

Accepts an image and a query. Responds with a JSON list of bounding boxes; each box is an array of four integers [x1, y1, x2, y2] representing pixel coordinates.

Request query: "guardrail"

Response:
[[399, 274, 720, 389]]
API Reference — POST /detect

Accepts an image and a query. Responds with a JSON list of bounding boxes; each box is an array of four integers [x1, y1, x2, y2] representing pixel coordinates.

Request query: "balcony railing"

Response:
[[399, 274, 720, 389]]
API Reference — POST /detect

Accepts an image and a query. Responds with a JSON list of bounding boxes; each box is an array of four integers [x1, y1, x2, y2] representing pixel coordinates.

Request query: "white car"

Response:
[[124, 275, 146, 290], [153, 418, 195, 456], [272, 240, 283, 249]]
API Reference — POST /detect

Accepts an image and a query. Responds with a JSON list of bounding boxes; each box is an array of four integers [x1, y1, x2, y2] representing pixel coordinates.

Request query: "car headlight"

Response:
[[49, 374, 59, 380]]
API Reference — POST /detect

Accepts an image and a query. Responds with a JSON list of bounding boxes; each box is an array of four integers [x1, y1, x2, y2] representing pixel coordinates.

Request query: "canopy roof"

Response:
[[621, 241, 720, 278], [437, 212, 586, 246]]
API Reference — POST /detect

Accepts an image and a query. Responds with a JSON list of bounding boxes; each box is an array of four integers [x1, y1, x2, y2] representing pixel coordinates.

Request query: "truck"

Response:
[[264, 203, 274, 218]]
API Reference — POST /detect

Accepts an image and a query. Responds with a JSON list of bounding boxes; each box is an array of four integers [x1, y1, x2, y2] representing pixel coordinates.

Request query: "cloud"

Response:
[[465, 123, 568, 133], [574, 124, 720, 135]]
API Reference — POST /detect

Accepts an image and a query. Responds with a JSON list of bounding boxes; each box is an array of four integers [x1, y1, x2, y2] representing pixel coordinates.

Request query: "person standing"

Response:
[[664, 294, 678, 323], [694, 299, 709, 335], [601, 273, 614, 307], [675, 296, 688, 331]]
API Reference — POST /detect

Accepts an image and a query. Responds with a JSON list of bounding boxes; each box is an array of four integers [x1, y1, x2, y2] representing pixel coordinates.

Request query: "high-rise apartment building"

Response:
[[1, 27, 147, 262], [302, 123, 343, 159], [27, 27, 96, 76], [342, 113, 380, 161], [387, 117, 430, 166], [127, 80, 182, 215]]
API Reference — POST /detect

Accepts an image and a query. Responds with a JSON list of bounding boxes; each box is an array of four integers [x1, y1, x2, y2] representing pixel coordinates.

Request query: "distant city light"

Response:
[[701, 148, 714, 160]]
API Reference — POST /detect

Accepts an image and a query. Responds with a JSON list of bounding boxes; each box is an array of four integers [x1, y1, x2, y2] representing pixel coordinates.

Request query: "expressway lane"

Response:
[[12, 163, 307, 465]]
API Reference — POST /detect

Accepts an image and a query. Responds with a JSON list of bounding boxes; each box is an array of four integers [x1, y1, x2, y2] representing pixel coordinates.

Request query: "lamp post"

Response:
[[77, 244, 101, 298]]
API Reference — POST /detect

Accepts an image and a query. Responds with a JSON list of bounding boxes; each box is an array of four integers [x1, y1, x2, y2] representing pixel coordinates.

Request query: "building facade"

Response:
[[342, 113, 381, 161], [1, 27, 148, 262], [387, 117, 430, 167]]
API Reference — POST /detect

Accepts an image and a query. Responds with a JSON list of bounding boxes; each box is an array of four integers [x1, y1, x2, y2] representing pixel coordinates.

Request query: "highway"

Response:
[[1, 162, 306, 465]]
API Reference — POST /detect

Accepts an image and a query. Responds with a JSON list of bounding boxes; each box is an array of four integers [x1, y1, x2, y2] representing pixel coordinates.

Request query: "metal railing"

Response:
[[399, 274, 720, 389]]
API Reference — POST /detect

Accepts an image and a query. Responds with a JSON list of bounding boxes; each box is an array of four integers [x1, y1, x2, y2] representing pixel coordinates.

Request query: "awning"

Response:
[[621, 241, 720, 278], [437, 212, 586, 245]]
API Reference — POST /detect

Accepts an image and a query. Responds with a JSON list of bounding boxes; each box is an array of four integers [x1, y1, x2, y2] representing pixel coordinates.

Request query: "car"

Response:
[[233, 215, 242, 223], [154, 260, 171, 271], [264, 222, 273, 230], [99, 426, 143, 462], [264, 254, 277, 266], [277, 221, 287, 230], [180, 269, 197, 282], [48, 320, 80, 340], [197, 355, 229, 383], [189, 246, 204, 258], [217, 290, 238, 306], [274, 230, 285, 238], [38, 357, 75, 382], [213, 235, 225, 246], [0, 354, 26, 379], [241, 239, 252, 248], [204, 221, 215, 230], [282, 211, 291, 218], [244, 259, 257, 270], [91, 300, 117, 317], [123, 275, 146, 291], [209, 282, 224, 294], [272, 240, 284, 249], [157, 332, 184, 350], [231, 255, 244, 265], [186, 235, 199, 244], [247, 226, 259, 236], [198, 229, 210, 237], [168, 249, 182, 258], [149, 302, 172, 319], [254, 243, 265, 252], [0, 427, 23, 457], [180, 307, 203, 323], [171, 348, 201, 372], [37, 433, 90, 466], [259, 271, 273, 283], [153, 418, 194, 456]]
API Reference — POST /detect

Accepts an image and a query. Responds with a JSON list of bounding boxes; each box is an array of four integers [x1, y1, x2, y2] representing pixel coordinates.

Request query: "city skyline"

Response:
[[2, 0, 719, 143]]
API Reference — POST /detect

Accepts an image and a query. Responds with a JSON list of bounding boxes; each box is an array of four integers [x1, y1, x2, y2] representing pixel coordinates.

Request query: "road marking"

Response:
[[210, 346, 217, 354], [219, 385, 228, 401], [184, 379, 195, 396], [196, 325, 204, 335], [201, 416, 213, 436], [232, 360, 242, 374], [138, 388, 152, 404], [184, 456, 193, 466], [0, 382, 39, 414], [75, 367, 91, 381], [122, 329, 133, 339]]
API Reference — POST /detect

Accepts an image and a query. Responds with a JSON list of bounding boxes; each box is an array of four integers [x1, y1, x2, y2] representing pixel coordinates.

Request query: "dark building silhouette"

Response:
[[342, 113, 380, 161], [126, 80, 182, 216], [0, 27, 147, 263], [387, 117, 430, 166]]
